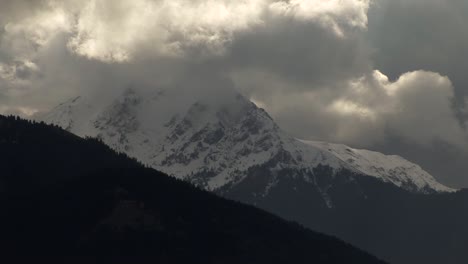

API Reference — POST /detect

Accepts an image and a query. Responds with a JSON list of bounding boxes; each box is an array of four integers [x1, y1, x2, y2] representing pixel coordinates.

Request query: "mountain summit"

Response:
[[0, 115, 387, 263], [41, 87, 453, 200], [39, 86, 468, 264]]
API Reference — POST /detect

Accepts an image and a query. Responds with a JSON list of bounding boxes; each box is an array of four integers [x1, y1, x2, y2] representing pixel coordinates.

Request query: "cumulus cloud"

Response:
[[379, 71, 466, 146], [0, 60, 40, 83], [1, 0, 467, 186], [269, 0, 369, 36], [241, 69, 468, 147], [0, 0, 372, 108], [239, 67, 468, 187], [66, 0, 369, 61], [66, 0, 267, 61], [0, 0, 371, 62], [368, 0, 468, 104]]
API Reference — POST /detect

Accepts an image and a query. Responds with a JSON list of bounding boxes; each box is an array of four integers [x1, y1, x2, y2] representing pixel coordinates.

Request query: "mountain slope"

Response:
[[40, 87, 453, 196], [302, 140, 452, 193], [0, 115, 385, 263], [38, 88, 468, 264]]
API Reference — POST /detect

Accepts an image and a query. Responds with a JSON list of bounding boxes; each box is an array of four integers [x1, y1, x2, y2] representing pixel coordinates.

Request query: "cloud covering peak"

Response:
[[1, 0, 467, 187]]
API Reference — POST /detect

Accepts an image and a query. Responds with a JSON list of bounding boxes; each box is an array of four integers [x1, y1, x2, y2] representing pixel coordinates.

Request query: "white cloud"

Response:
[[2, 0, 464, 149], [0, 60, 39, 82], [269, 0, 370, 36], [1, 0, 371, 63], [383, 71, 467, 146], [67, 0, 266, 61], [250, 70, 468, 148], [1, 0, 468, 185], [1, 2, 71, 60], [0, 105, 38, 117]]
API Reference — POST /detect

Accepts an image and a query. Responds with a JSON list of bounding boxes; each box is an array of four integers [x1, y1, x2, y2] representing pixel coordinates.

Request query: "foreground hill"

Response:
[[38, 87, 468, 264], [0, 115, 383, 263]]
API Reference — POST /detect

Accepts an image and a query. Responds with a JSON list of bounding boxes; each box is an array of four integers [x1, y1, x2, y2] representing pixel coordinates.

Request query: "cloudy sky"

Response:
[[1, 0, 467, 187]]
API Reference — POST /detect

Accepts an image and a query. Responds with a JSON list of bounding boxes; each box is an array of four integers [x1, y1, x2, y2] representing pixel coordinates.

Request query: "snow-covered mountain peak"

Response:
[[301, 141, 455, 193], [39, 87, 455, 197]]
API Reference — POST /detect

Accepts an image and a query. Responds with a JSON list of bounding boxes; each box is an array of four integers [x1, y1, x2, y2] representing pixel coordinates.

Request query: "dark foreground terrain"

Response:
[[222, 153, 468, 264], [0, 115, 383, 263]]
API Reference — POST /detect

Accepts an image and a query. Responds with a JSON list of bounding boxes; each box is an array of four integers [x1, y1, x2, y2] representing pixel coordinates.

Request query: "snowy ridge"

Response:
[[301, 141, 455, 193], [39, 87, 455, 198]]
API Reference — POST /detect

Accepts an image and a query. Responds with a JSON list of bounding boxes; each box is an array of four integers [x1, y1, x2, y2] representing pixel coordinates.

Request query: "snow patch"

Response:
[[39, 87, 456, 200]]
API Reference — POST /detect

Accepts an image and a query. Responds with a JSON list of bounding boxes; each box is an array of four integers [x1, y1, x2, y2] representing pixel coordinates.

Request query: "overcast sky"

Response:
[[1, 0, 467, 187]]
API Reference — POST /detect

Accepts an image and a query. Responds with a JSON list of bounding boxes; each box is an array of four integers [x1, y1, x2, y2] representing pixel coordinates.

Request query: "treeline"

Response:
[[0, 115, 384, 263]]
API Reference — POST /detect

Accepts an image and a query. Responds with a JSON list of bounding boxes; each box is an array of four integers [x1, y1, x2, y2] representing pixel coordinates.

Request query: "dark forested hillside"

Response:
[[0, 115, 384, 263], [221, 162, 468, 264]]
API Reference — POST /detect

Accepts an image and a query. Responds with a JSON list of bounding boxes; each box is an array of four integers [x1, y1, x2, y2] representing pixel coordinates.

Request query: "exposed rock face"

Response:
[[40, 87, 455, 209], [36, 88, 464, 264]]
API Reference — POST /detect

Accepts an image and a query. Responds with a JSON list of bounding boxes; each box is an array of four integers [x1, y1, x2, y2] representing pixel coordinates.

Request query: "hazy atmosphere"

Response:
[[1, 0, 467, 188]]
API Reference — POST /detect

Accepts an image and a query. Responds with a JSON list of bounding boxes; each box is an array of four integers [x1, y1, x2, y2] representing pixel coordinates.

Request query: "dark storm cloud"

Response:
[[0, 0, 371, 110], [228, 12, 372, 89], [368, 0, 468, 123], [368, 0, 468, 94], [0, 0, 467, 187], [362, 0, 468, 187]]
